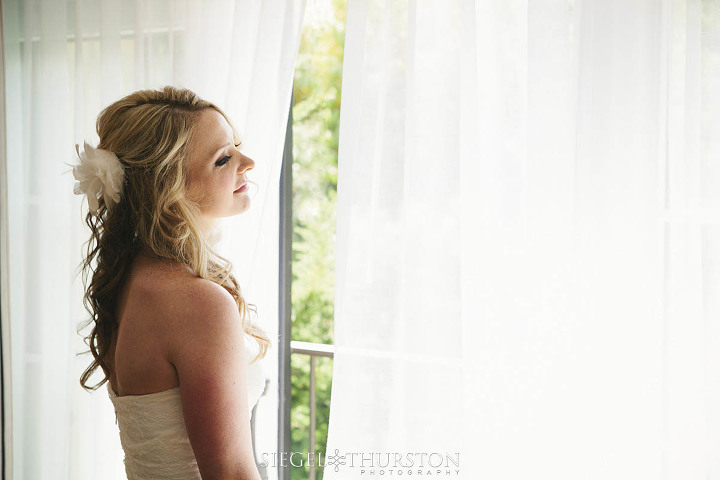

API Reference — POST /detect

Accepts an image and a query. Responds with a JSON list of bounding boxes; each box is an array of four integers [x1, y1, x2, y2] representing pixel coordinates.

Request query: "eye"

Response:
[[215, 155, 231, 167]]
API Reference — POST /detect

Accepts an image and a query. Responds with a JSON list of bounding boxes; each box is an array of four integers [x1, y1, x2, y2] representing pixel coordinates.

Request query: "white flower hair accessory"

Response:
[[68, 141, 125, 215]]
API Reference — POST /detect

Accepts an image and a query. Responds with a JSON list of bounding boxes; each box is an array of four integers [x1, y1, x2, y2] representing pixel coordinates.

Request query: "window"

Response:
[[278, 1, 347, 479]]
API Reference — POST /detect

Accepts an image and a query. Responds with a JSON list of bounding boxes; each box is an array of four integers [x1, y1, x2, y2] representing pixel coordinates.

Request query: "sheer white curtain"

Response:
[[0, 0, 305, 478], [327, 1, 720, 479]]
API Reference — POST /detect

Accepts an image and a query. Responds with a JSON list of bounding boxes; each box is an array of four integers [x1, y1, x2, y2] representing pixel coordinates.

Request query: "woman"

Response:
[[71, 86, 271, 480]]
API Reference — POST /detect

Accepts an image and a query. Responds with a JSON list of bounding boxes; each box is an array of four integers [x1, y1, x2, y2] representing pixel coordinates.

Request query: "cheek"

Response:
[[220, 172, 236, 190], [209, 174, 234, 206]]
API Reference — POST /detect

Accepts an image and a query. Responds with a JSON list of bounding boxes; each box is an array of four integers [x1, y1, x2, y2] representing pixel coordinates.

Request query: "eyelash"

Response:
[[215, 155, 231, 167], [214, 143, 242, 167]]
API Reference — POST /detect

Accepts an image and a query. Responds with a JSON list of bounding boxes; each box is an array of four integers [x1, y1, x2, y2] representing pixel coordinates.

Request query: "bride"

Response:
[[71, 86, 271, 480]]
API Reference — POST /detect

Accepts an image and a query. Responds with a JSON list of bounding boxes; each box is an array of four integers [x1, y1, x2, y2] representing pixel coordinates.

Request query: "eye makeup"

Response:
[[212, 141, 242, 167], [215, 155, 231, 167]]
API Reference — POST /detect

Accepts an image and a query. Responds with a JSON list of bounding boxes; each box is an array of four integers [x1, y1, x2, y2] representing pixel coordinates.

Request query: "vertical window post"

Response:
[[277, 91, 293, 480]]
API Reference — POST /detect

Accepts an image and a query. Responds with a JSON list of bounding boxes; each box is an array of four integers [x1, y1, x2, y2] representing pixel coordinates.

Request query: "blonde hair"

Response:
[[76, 86, 270, 392]]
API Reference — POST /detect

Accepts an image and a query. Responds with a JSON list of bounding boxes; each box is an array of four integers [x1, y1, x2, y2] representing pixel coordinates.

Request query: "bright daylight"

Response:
[[0, 1, 719, 480]]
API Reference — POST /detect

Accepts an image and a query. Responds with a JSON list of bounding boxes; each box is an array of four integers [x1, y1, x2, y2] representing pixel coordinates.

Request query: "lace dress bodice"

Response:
[[107, 333, 267, 479]]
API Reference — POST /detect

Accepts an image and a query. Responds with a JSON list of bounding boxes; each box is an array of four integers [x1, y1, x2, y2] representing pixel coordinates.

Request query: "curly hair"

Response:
[[75, 86, 270, 392]]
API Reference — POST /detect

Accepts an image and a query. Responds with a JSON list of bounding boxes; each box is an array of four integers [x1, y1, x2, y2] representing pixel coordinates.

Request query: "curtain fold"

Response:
[[326, 0, 720, 478], [0, 1, 305, 478]]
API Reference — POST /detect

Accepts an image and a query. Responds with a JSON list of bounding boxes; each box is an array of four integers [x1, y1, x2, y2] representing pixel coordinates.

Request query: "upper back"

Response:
[[109, 251, 262, 478], [109, 253, 200, 396]]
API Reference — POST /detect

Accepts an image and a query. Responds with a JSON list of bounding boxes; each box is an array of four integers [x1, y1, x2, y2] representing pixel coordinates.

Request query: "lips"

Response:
[[234, 183, 248, 193]]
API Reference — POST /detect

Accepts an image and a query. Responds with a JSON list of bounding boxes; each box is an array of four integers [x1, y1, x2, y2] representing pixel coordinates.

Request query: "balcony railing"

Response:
[[290, 341, 334, 480]]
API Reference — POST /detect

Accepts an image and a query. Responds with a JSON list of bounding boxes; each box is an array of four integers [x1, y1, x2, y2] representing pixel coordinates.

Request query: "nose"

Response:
[[238, 153, 255, 174]]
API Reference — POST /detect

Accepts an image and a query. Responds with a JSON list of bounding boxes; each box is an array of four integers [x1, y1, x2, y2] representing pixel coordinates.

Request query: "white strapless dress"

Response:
[[107, 333, 268, 480]]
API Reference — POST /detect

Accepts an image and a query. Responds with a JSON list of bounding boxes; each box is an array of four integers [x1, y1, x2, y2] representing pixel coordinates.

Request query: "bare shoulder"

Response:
[[130, 261, 234, 325], [163, 275, 238, 330], [159, 274, 259, 479], [159, 274, 242, 373]]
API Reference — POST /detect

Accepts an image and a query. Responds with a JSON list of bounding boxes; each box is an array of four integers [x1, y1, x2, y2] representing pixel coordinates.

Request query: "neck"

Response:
[[197, 216, 217, 241], [136, 244, 161, 262]]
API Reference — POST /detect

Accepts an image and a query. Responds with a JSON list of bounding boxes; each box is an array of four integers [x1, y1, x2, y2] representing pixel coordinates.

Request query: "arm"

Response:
[[166, 279, 261, 480]]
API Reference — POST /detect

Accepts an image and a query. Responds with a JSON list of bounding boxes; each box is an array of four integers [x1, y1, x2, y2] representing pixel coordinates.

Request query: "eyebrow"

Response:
[[210, 140, 242, 159]]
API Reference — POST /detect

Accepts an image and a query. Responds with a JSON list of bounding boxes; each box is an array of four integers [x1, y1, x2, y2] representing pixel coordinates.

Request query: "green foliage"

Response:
[[290, 0, 346, 478]]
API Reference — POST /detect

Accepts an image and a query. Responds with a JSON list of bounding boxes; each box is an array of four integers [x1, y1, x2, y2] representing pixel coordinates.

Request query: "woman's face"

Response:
[[185, 108, 255, 228]]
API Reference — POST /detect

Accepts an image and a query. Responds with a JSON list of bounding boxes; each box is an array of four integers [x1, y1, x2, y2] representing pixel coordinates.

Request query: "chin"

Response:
[[231, 202, 251, 216]]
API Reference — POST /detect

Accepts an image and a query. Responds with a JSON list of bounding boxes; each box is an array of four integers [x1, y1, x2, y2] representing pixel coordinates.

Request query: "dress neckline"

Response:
[[107, 382, 180, 400]]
